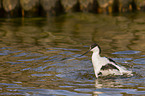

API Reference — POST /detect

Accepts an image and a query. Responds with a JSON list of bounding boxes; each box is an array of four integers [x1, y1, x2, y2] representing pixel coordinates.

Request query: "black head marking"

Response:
[[90, 43, 99, 49], [90, 43, 101, 53]]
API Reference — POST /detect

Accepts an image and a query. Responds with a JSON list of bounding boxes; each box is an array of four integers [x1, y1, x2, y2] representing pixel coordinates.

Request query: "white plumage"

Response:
[[81, 43, 133, 78]]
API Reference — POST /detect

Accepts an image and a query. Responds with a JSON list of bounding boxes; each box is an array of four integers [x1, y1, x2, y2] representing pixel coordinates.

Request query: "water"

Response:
[[0, 12, 145, 95]]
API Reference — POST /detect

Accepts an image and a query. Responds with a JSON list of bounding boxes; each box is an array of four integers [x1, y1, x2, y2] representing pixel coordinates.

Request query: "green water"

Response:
[[0, 12, 145, 95]]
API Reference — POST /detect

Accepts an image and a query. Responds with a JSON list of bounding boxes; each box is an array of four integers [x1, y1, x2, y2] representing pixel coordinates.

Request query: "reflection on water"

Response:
[[0, 13, 145, 95]]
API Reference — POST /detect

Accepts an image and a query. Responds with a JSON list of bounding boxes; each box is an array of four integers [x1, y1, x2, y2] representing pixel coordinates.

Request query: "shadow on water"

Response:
[[0, 13, 145, 95]]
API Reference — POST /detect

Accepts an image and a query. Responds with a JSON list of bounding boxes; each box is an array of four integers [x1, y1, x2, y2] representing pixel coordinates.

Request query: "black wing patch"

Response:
[[107, 57, 120, 66], [108, 58, 116, 64], [101, 64, 119, 71]]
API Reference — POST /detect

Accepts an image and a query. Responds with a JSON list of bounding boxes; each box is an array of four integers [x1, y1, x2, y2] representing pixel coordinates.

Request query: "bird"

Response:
[[80, 43, 133, 78]]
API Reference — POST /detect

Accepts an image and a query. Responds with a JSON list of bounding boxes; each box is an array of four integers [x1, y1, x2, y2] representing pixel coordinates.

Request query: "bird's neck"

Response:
[[91, 52, 102, 78], [92, 52, 101, 59], [92, 52, 101, 63]]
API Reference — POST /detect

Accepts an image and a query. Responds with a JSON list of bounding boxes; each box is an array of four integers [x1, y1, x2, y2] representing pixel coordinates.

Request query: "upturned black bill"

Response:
[[78, 49, 90, 57]]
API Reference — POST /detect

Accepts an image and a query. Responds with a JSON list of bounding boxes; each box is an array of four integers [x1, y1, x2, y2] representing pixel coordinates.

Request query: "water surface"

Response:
[[0, 13, 145, 95]]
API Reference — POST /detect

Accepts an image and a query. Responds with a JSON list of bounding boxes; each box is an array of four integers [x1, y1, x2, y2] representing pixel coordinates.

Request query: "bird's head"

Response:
[[90, 43, 101, 54], [79, 43, 101, 57]]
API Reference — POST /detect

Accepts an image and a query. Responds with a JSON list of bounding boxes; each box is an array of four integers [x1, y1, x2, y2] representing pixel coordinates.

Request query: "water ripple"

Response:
[[112, 50, 141, 54], [17, 56, 48, 61], [0, 50, 21, 56], [133, 58, 145, 64], [31, 74, 51, 77]]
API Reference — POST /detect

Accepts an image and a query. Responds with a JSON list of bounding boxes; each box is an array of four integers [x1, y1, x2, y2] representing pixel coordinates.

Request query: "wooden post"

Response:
[[0, 0, 20, 17], [118, 0, 131, 12], [61, 0, 80, 12], [136, 0, 145, 11], [40, 0, 64, 16], [20, 0, 39, 17], [97, 0, 113, 14], [79, 0, 93, 12]]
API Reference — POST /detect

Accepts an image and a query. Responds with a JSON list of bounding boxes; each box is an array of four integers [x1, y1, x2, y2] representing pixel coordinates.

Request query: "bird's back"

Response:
[[93, 56, 133, 77]]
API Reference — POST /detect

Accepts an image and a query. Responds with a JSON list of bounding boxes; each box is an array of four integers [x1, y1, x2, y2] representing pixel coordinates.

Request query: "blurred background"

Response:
[[0, 0, 145, 96], [0, 0, 143, 17]]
